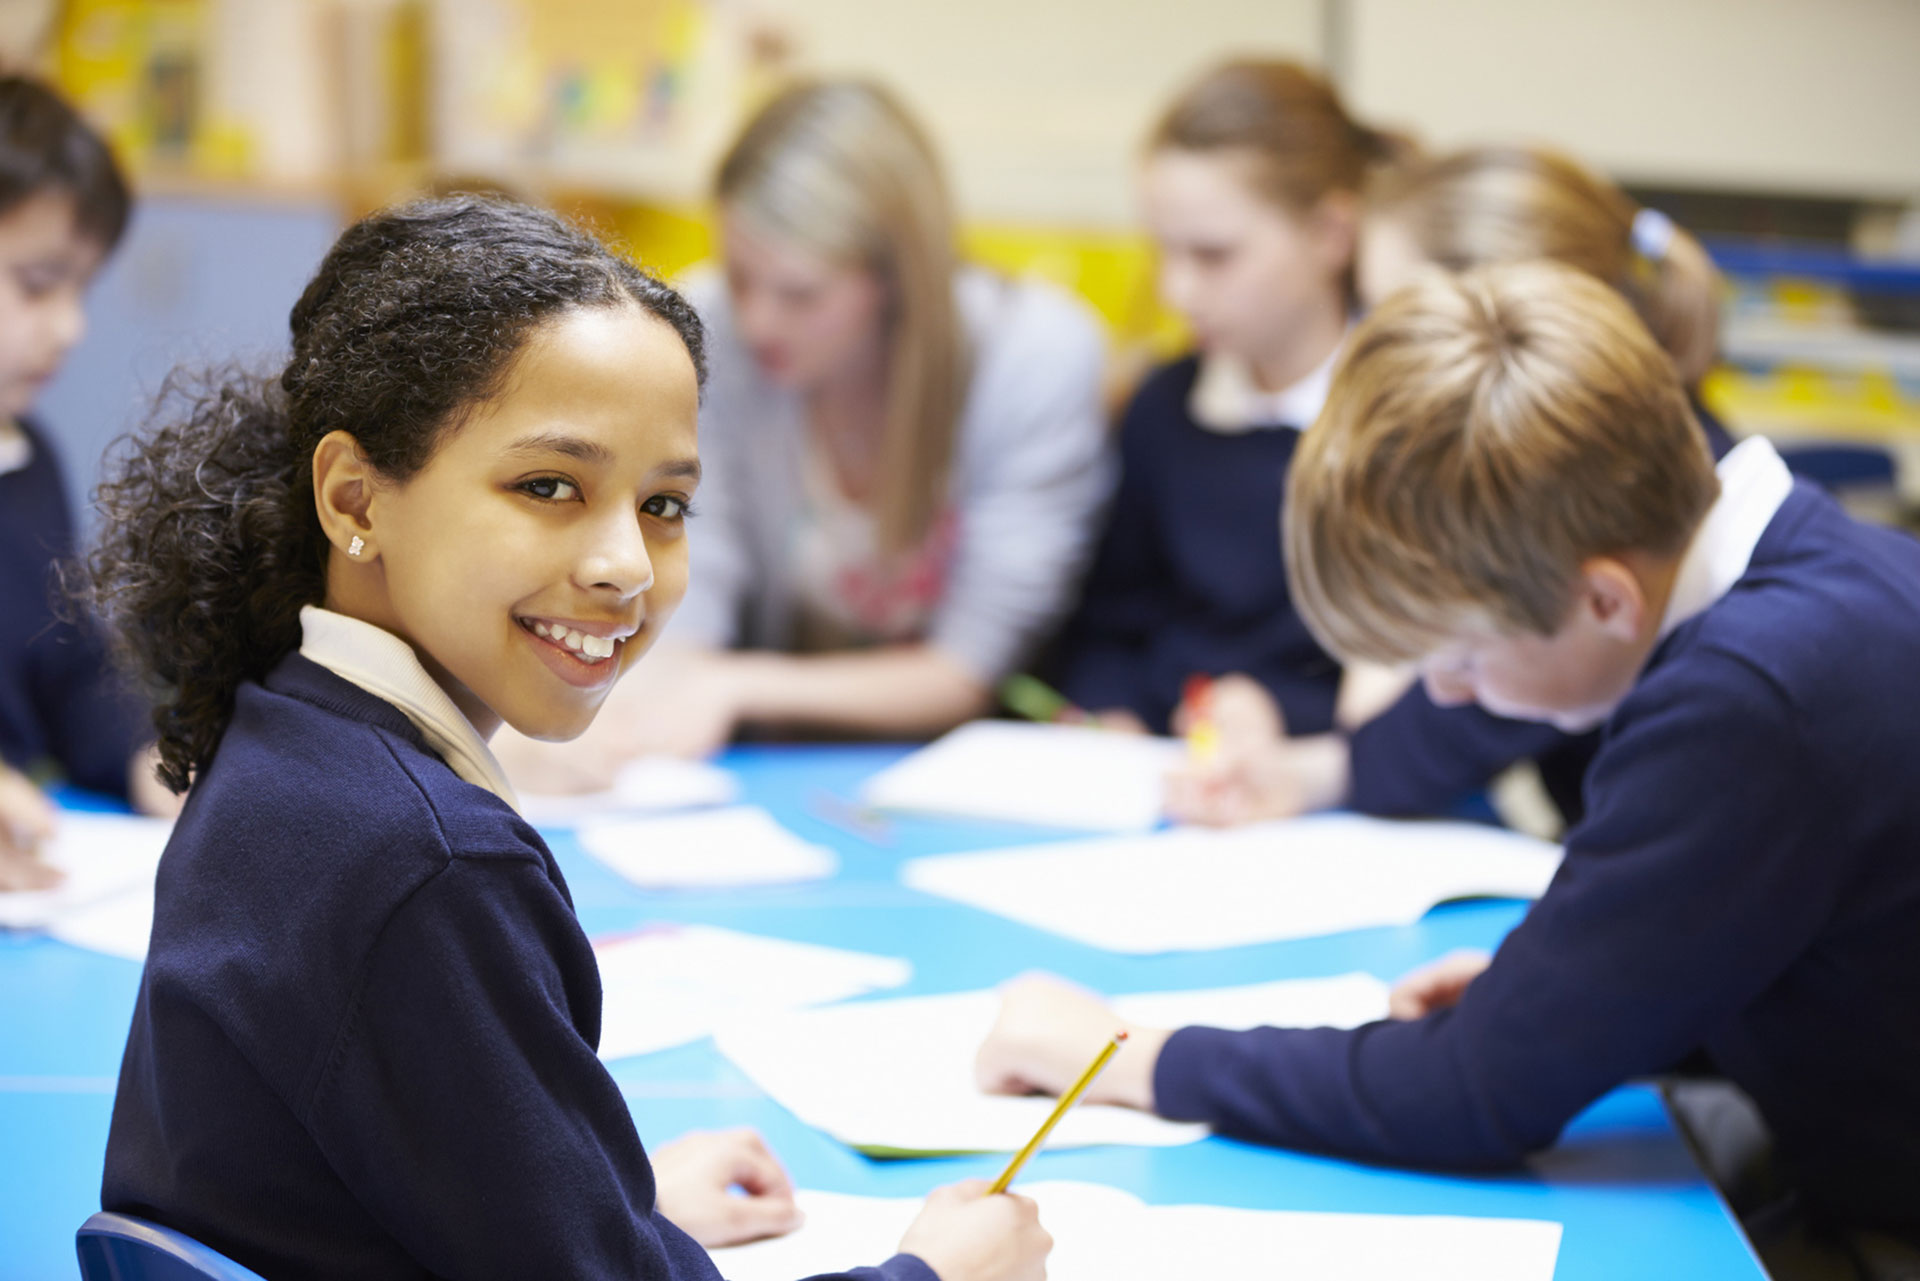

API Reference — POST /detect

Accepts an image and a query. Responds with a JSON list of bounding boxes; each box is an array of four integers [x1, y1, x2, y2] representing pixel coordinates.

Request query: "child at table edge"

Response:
[[91, 196, 1047, 1281], [977, 261, 1920, 1275]]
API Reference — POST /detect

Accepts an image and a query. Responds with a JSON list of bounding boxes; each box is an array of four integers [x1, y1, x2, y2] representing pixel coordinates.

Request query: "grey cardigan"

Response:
[[671, 267, 1115, 682]]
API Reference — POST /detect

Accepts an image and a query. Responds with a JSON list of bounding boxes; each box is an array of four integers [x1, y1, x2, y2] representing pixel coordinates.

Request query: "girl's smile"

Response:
[[318, 301, 703, 742]]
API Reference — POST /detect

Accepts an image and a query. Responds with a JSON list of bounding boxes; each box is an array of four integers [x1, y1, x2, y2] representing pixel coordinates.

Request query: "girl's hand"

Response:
[[651, 1127, 803, 1247], [1056, 706, 1149, 735], [1388, 949, 1493, 1020], [1164, 732, 1351, 827], [974, 973, 1168, 1112], [0, 766, 60, 892], [127, 746, 186, 819], [1171, 672, 1283, 752], [896, 1179, 1051, 1281]]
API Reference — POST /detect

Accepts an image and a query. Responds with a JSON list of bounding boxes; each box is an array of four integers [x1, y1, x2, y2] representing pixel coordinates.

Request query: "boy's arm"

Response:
[[1344, 682, 1590, 818], [1156, 653, 1834, 1168]]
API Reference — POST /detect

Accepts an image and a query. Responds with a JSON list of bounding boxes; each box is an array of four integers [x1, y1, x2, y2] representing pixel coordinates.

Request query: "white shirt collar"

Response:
[[298, 605, 521, 812], [1657, 436, 1795, 640], [1188, 336, 1345, 435], [0, 419, 32, 477]]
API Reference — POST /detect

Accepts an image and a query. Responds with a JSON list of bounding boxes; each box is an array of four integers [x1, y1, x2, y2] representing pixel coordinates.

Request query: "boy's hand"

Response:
[[974, 973, 1168, 1112], [896, 1179, 1051, 1281], [0, 766, 61, 892], [1388, 950, 1493, 1020], [650, 1127, 803, 1247]]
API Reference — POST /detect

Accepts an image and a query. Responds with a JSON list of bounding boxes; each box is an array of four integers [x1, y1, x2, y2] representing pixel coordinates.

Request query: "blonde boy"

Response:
[[977, 262, 1920, 1271]]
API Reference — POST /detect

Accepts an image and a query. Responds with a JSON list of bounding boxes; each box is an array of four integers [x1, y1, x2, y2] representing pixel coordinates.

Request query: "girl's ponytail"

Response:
[[1367, 145, 1723, 385], [87, 371, 325, 793]]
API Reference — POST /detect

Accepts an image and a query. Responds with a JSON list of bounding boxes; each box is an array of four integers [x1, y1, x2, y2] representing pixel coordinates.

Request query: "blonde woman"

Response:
[[507, 79, 1109, 780]]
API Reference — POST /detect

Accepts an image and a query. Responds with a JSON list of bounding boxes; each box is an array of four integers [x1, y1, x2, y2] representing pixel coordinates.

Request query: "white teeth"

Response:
[[525, 619, 620, 661]]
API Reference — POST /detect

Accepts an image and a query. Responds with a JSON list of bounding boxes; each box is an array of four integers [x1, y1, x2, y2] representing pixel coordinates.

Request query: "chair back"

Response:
[[75, 1212, 267, 1281]]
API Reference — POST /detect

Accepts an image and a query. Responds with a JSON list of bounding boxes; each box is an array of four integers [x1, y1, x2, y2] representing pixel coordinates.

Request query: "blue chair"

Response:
[[76, 1212, 266, 1281]]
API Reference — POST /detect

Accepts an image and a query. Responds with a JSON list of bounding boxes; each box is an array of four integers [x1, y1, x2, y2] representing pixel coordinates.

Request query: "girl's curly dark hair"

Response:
[[84, 196, 707, 792]]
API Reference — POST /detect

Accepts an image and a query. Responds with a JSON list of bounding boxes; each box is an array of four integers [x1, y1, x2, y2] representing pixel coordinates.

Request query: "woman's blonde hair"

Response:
[[1368, 145, 1722, 384], [1285, 261, 1719, 666], [716, 79, 967, 554], [1149, 59, 1402, 214]]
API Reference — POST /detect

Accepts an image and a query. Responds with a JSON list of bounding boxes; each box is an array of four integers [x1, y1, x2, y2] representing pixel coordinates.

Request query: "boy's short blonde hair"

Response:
[[1285, 260, 1719, 665]]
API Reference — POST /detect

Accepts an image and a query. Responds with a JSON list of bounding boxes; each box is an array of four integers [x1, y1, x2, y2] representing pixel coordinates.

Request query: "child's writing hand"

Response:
[[1170, 672, 1281, 750], [1388, 949, 1493, 1020], [0, 765, 61, 892], [973, 973, 1168, 1112], [896, 1179, 1051, 1281], [1164, 731, 1350, 827], [650, 1127, 803, 1247], [1055, 705, 1149, 735]]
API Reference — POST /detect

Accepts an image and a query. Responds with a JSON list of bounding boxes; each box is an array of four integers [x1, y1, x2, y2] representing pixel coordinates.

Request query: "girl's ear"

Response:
[[1310, 190, 1362, 278], [312, 430, 379, 562]]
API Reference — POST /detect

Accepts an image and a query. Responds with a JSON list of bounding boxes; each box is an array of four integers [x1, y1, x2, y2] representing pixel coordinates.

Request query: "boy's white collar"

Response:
[[1188, 337, 1345, 434], [298, 605, 521, 812], [1656, 437, 1795, 641]]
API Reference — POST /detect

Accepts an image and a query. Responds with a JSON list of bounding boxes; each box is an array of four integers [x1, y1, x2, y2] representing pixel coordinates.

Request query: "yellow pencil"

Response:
[[988, 1030, 1129, 1195]]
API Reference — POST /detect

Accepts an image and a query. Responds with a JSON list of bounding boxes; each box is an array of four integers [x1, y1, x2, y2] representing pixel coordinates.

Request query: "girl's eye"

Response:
[[642, 494, 693, 520], [14, 267, 61, 298], [517, 476, 581, 502]]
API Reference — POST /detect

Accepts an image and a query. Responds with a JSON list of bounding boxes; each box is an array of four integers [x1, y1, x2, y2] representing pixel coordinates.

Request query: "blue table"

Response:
[[0, 744, 1763, 1279]]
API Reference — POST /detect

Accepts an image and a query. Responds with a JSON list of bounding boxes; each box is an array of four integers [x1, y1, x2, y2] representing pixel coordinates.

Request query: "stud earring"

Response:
[[347, 535, 364, 558]]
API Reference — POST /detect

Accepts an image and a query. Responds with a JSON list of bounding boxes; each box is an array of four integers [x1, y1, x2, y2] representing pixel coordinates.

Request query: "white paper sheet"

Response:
[[902, 813, 1561, 953], [711, 1181, 1563, 1281], [579, 806, 836, 889], [859, 721, 1184, 833], [519, 756, 739, 828], [593, 924, 910, 1061], [47, 887, 154, 961], [0, 812, 172, 931], [714, 973, 1389, 1156]]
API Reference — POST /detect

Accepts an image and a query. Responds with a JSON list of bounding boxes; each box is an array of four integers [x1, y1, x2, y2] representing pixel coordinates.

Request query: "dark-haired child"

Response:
[[94, 197, 1049, 1281], [0, 74, 170, 889], [979, 263, 1920, 1278]]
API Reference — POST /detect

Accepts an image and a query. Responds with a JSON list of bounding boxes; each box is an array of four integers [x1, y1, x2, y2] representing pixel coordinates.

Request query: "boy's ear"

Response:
[[311, 430, 379, 561], [1578, 557, 1649, 642]]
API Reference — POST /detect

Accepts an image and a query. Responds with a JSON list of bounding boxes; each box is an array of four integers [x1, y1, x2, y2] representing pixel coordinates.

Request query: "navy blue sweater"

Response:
[[1154, 483, 1920, 1240], [0, 420, 145, 796], [103, 655, 933, 1281], [1050, 356, 1340, 735]]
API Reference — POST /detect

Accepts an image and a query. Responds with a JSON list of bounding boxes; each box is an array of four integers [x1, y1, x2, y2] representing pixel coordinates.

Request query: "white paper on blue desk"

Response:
[[579, 805, 835, 888], [859, 721, 1183, 833], [0, 812, 172, 932], [712, 1180, 1563, 1281], [902, 813, 1561, 953], [593, 923, 910, 1061], [519, 755, 739, 828], [714, 973, 1389, 1155]]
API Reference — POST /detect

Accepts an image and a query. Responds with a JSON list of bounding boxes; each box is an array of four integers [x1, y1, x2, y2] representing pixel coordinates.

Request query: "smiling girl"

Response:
[[88, 197, 1046, 1281]]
